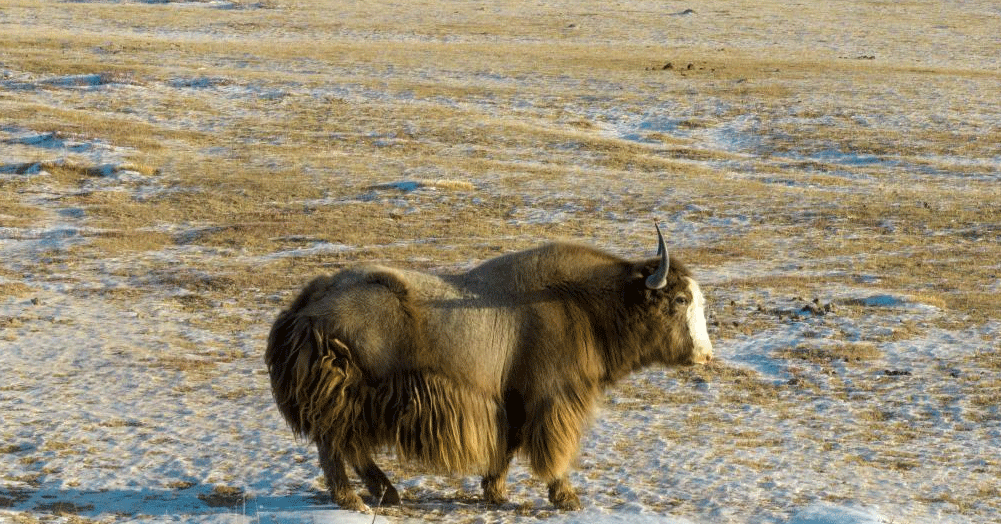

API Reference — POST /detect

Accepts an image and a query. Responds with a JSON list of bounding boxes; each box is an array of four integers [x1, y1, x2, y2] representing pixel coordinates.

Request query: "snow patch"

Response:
[[846, 294, 941, 313], [258, 242, 357, 261], [547, 509, 697, 524], [369, 179, 476, 193], [788, 504, 887, 524]]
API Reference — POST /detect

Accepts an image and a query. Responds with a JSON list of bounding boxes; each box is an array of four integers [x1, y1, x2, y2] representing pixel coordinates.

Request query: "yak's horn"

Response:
[[645, 223, 669, 290]]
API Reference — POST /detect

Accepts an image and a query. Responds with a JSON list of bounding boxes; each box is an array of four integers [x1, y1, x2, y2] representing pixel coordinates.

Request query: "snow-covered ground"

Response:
[[2, 0, 1000, 523]]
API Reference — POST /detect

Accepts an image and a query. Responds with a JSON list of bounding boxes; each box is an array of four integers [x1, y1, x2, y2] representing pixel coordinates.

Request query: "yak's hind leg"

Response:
[[481, 449, 516, 505], [353, 456, 400, 506], [482, 389, 526, 505], [316, 439, 369, 512]]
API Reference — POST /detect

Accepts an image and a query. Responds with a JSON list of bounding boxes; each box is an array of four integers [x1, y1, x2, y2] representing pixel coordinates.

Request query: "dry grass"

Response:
[[155, 356, 217, 377], [198, 485, 247, 508], [774, 343, 883, 366], [3, 0, 1000, 522], [0, 281, 34, 301]]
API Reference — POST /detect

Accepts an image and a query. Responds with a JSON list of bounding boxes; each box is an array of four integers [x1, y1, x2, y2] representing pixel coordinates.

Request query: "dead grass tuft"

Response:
[[155, 356, 217, 376], [88, 230, 174, 254], [39, 440, 75, 452], [98, 419, 143, 428], [33, 501, 95, 515], [0, 282, 34, 299], [858, 409, 894, 423], [970, 349, 1001, 370], [679, 363, 788, 406], [775, 343, 882, 365], [0, 488, 32, 509], [198, 485, 247, 507], [216, 387, 256, 400]]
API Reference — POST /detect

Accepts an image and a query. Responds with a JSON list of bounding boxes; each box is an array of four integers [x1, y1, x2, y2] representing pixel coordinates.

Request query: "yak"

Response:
[[265, 225, 714, 512]]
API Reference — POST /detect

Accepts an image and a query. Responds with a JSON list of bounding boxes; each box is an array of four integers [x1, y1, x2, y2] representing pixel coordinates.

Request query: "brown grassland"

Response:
[[1, 0, 1000, 522]]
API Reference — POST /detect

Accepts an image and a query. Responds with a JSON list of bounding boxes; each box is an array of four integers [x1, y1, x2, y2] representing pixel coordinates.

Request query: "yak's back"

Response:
[[460, 242, 629, 295], [307, 265, 515, 391], [291, 244, 632, 390]]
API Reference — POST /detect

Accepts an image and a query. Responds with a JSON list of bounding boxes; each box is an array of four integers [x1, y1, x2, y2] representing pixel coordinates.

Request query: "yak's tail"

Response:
[[265, 276, 503, 473], [265, 303, 367, 448]]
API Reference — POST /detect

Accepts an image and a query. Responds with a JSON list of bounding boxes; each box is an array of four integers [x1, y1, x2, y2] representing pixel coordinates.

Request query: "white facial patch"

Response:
[[684, 277, 714, 363]]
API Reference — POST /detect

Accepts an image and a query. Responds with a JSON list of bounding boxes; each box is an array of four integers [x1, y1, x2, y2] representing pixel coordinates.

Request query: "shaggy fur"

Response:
[[266, 283, 503, 474], [265, 239, 713, 511]]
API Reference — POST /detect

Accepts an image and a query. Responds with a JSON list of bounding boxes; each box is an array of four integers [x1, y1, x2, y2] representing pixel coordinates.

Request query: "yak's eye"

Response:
[[674, 296, 689, 307]]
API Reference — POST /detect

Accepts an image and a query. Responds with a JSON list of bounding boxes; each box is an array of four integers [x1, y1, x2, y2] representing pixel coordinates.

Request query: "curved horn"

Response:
[[645, 223, 669, 290]]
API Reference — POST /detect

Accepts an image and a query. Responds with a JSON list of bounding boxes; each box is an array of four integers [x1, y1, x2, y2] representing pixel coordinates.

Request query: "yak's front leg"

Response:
[[525, 395, 590, 511], [353, 455, 400, 506], [547, 475, 582, 511], [316, 438, 368, 512]]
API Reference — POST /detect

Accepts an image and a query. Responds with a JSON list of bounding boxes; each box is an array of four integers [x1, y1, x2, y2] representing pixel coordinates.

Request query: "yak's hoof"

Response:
[[481, 475, 509, 505], [551, 493, 582, 511], [376, 486, 401, 506], [483, 490, 509, 505], [334, 492, 370, 512], [548, 485, 582, 511], [361, 478, 401, 506]]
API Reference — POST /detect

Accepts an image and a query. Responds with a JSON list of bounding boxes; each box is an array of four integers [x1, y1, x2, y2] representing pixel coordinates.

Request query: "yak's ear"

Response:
[[625, 260, 663, 303], [630, 258, 664, 282]]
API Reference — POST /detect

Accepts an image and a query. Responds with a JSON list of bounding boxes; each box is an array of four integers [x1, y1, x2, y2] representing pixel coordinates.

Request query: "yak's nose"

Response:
[[692, 353, 713, 365], [690, 342, 714, 365]]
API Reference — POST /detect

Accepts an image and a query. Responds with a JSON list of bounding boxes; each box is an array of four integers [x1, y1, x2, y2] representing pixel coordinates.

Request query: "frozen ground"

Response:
[[2, 0, 1000, 523]]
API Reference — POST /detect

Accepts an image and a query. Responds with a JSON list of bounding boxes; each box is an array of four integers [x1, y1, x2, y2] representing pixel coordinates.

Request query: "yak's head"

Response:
[[634, 224, 714, 366]]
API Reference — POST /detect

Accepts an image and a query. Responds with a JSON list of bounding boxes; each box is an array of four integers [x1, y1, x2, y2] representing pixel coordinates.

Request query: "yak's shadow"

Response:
[[0, 484, 540, 521], [0, 485, 333, 519]]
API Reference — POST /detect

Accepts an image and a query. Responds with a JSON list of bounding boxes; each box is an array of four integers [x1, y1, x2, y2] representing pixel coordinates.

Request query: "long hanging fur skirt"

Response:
[[266, 315, 503, 474]]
